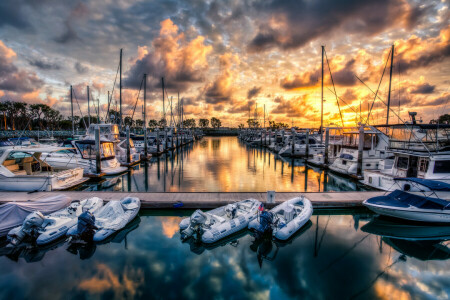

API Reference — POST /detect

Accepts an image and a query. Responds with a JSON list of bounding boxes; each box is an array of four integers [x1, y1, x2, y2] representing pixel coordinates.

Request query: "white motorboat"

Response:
[[41, 139, 127, 176], [179, 199, 261, 243], [67, 196, 141, 242], [0, 194, 72, 236], [7, 197, 103, 245], [361, 123, 450, 191], [363, 190, 450, 223], [328, 126, 391, 178], [248, 196, 313, 240], [0, 147, 88, 192]]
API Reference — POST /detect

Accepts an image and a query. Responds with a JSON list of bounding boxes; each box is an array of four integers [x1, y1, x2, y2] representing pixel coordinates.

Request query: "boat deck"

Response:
[[1, 191, 450, 209]]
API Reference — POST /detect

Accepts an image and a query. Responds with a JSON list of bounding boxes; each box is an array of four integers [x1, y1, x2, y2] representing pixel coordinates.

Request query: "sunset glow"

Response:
[[0, 0, 448, 127]]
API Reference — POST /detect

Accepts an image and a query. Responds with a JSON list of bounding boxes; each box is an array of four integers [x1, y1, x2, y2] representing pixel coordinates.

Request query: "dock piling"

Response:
[[126, 125, 131, 164], [95, 126, 101, 174], [357, 125, 364, 178], [324, 127, 329, 166]]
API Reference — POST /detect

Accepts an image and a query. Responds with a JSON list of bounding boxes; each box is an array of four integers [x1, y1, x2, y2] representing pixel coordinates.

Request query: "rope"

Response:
[[105, 62, 120, 122], [72, 89, 87, 130], [324, 49, 344, 127]]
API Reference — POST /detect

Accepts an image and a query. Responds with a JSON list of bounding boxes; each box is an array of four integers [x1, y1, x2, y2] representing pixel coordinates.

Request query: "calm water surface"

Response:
[[77, 137, 371, 192], [0, 211, 448, 300]]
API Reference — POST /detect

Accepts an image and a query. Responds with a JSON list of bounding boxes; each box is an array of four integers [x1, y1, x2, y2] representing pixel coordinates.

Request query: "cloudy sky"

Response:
[[0, 0, 448, 127]]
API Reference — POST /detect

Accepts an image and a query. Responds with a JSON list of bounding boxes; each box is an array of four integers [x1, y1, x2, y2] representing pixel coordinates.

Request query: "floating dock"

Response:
[[2, 191, 450, 209]]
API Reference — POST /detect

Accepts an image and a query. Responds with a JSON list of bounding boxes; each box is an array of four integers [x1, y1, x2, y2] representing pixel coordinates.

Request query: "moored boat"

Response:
[[179, 199, 261, 243], [7, 197, 103, 246], [248, 196, 313, 240], [67, 196, 141, 242], [363, 190, 450, 223]]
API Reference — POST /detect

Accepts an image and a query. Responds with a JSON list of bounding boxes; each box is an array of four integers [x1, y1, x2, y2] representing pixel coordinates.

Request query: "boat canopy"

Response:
[[366, 190, 450, 210], [394, 178, 450, 191]]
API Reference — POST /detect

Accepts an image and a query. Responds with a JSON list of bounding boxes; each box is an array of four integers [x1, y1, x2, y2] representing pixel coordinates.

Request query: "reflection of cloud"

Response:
[[78, 263, 144, 299], [160, 216, 182, 238]]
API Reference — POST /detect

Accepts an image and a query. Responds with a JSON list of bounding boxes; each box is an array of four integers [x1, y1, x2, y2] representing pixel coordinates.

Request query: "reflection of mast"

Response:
[[350, 254, 405, 300], [144, 161, 149, 192], [314, 215, 331, 257], [319, 234, 370, 274]]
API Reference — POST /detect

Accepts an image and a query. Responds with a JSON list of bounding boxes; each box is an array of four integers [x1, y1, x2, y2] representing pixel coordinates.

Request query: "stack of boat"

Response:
[[0, 195, 141, 247]]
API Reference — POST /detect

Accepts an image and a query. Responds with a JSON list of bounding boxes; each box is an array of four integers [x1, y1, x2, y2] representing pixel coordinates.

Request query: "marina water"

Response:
[[77, 136, 371, 192], [0, 211, 448, 299]]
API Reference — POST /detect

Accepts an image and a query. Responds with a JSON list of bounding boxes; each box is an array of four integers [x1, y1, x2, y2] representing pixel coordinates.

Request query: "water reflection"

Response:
[[76, 137, 371, 192], [0, 212, 448, 299]]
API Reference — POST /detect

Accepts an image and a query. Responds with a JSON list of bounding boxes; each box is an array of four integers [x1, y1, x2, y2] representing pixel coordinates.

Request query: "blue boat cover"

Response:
[[366, 190, 450, 210], [394, 178, 450, 191]]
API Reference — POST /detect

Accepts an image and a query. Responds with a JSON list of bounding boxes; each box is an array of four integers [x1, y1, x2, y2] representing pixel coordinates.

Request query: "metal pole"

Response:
[[357, 125, 364, 178], [161, 77, 165, 122], [305, 130, 310, 159], [386, 44, 394, 126], [70, 85, 74, 137], [126, 125, 131, 164], [119, 49, 123, 129], [143, 74, 148, 159], [321, 45, 324, 143], [87, 86, 90, 127], [324, 127, 330, 166], [95, 127, 101, 174], [156, 128, 160, 153]]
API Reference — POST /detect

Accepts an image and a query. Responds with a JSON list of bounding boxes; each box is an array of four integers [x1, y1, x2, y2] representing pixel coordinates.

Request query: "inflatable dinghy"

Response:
[[67, 197, 141, 242], [248, 196, 313, 240], [0, 194, 72, 237], [7, 197, 103, 246], [179, 199, 261, 243]]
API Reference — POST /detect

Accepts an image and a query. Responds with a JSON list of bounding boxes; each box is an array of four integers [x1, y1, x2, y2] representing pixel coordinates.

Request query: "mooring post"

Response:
[[165, 129, 168, 151], [95, 126, 101, 174], [324, 127, 330, 166], [156, 128, 160, 153], [126, 125, 131, 164], [357, 125, 364, 178], [291, 129, 295, 157], [305, 129, 310, 159]]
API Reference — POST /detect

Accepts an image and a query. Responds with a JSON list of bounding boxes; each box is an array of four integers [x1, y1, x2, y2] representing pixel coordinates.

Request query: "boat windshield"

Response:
[[2, 151, 42, 175], [76, 141, 115, 159]]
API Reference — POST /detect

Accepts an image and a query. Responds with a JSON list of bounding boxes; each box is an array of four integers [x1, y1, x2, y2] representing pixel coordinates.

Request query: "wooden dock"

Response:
[[2, 191, 450, 209]]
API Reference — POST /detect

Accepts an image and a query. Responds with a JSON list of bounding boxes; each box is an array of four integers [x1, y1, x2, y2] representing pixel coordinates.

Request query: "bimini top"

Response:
[[394, 178, 450, 191], [365, 190, 450, 210]]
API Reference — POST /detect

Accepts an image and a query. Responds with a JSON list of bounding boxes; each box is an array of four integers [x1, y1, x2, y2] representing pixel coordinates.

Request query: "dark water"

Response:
[[77, 137, 371, 192], [0, 211, 448, 300]]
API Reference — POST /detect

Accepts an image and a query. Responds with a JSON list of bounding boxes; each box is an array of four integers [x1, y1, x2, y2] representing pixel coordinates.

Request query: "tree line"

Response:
[[0, 101, 223, 131]]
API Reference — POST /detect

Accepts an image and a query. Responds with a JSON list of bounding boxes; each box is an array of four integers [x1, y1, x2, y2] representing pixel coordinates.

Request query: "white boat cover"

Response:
[[96, 200, 139, 230], [0, 195, 72, 236]]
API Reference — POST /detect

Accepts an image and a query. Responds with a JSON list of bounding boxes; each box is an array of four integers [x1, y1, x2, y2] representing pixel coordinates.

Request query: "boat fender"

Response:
[[173, 201, 184, 208]]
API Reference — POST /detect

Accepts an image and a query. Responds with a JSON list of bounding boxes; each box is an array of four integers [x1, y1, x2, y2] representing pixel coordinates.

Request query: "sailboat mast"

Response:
[[321, 45, 324, 142], [119, 48, 122, 128], [161, 77, 165, 123], [87, 86, 90, 126], [386, 44, 394, 126], [70, 85, 74, 137]]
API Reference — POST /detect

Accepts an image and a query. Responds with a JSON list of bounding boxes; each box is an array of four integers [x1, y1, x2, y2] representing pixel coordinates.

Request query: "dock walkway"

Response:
[[2, 191, 450, 209]]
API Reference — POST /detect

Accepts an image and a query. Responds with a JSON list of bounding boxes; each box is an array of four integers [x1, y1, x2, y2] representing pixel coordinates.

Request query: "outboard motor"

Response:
[[76, 211, 98, 240], [225, 204, 237, 219], [181, 210, 208, 241], [10, 211, 45, 245], [256, 211, 274, 236]]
